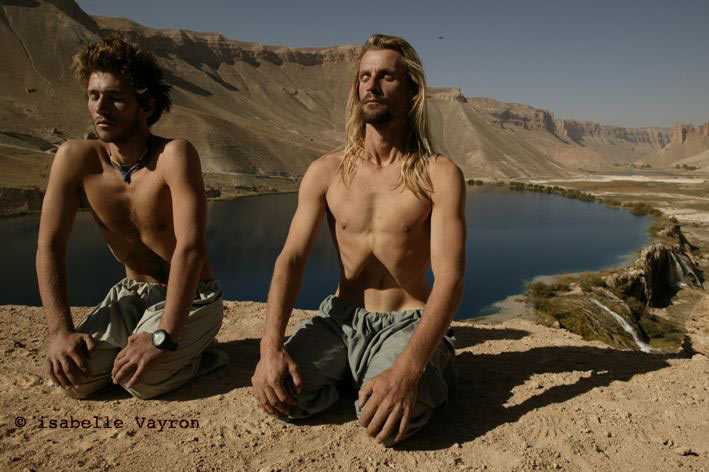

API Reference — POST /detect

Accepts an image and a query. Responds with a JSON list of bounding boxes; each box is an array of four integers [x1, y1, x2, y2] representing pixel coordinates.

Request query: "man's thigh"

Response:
[[355, 323, 457, 438], [125, 281, 225, 399], [282, 315, 350, 417], [75, 278, 159, 346], [65, 280, 153, 398]]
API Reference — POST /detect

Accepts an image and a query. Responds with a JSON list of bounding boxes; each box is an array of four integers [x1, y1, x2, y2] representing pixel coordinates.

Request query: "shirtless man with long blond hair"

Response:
[[252, 33, 466, 446]]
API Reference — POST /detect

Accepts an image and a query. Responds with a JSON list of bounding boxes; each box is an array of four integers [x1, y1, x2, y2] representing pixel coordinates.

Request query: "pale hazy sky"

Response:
[[76, 0, 708, 128]]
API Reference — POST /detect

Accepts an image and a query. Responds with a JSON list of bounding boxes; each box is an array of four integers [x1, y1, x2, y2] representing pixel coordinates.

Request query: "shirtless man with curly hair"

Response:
[[37, 36, 226, 400]]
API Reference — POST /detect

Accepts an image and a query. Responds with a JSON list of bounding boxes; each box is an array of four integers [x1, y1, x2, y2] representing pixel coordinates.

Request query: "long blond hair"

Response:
[[340, 33, 435, 199]]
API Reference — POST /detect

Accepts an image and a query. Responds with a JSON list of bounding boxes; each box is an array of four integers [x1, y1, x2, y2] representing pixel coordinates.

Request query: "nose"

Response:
[[95, 94, 110, 115], [365, 78, 381, 96]]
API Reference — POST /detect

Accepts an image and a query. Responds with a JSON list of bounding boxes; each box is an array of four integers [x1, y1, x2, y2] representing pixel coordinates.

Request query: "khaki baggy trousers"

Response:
[[64, 278, 227, 399], [284, 295, 458, 443]]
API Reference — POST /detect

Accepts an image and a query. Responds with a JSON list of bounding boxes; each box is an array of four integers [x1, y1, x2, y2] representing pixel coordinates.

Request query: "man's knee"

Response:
[[57, 379, 109, 399], [62, 386, 92, 399], [121, 371, 188, 399], [123, 384, 161, 400], [282, 377, 340, 419], [360, 401, 434, 448]]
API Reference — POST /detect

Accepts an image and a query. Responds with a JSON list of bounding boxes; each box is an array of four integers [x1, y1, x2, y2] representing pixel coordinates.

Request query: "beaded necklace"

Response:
[[106, 135, 153, 183]]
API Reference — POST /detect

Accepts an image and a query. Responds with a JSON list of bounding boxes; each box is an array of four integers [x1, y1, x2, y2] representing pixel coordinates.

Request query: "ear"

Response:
[[142, 97, 156, 113], [139, 97, 156, 125]]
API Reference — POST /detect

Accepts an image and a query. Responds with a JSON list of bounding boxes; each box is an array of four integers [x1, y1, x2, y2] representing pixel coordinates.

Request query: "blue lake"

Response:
[[0, 185, 651, 319]]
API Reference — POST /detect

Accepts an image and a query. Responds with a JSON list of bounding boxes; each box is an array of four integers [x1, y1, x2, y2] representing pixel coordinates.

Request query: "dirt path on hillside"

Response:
[[1, 301, 707, 472]]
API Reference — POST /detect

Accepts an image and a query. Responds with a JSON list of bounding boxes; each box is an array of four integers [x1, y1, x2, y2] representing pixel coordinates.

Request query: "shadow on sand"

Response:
[[399, 325, 674, 451]]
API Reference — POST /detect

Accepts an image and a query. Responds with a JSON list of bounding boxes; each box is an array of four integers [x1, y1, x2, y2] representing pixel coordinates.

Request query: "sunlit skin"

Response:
[[252, 49, 466, 444], [37, 71, 214, 392]]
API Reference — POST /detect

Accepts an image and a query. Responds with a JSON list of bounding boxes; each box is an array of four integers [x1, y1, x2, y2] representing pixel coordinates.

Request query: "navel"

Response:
[[403, 225, 410, 233], [340, 222, 347, 230]]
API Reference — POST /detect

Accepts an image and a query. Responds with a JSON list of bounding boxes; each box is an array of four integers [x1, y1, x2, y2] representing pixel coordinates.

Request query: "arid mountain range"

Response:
[[1, 0, 708, 196]]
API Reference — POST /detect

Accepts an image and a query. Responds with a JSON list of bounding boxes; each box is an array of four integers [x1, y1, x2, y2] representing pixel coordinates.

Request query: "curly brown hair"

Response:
[[72, 35, 172, 126]]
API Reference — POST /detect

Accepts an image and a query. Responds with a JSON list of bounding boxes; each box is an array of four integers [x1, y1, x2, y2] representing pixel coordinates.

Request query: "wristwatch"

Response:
[[151, 329, 177, 351]]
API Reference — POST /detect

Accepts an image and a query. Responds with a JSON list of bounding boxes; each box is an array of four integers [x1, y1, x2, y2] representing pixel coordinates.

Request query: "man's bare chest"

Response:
[[326, 180, 431, 235], [82, 168, 173, 237]]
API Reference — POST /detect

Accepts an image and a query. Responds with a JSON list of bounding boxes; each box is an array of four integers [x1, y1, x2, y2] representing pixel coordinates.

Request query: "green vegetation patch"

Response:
[[526, 273, 682, 351], [624, 202, 663, 217], [507, 181, 597, 202]]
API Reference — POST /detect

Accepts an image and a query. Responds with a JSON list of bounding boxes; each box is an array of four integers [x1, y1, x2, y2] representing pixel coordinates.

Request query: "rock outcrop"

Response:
[[648, 121, 709, 166], [466, 97, 557, 133], [554, 120, 671, 148], [466, 97, 672, 149], [466, 98, 672, 168], [530, 223, 704, 352], [604, 225, 703, 307]]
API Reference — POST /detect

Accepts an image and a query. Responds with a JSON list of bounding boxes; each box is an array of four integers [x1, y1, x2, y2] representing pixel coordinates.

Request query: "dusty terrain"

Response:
[[1, 301, 708, 472]]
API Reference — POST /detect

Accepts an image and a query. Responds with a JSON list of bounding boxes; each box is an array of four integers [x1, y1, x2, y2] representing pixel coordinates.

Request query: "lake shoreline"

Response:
[[489, 176, 708, 352], [3, 174, 706, 352]]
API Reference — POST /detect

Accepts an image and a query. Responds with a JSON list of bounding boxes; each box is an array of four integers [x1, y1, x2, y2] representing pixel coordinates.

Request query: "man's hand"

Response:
[[47, 331, 95, 388], [252, 348, 302, 416], [358, 366, 421, 445], [111, 332, 167, 388]]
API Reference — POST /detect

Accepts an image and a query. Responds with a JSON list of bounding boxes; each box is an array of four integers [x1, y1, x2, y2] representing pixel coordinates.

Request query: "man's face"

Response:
[[358, 49, 411, 125], [87, 71, 149, 143]]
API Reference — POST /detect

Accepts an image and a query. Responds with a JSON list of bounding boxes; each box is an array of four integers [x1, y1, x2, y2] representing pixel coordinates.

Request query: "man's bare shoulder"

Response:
[[303, 150, 342, 181], [51, 140, 103, 177], [160, 137, 195, 153], [155, 137, 198, 162], [153, 137, 201, 177], [55, 139, 103, 161], [310, 150, 342, 174], [427, 155, 464, 189], [297, 150, 342, 199]]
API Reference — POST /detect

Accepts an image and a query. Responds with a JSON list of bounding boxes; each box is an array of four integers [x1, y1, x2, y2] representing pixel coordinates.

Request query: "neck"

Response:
[[362, 119, 407, 166], [108, 129, 151, 165]]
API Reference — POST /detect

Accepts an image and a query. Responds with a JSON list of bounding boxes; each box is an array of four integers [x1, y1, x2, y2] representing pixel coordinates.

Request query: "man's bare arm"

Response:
[[37, 141, 96, 387], [252, 154, 335, 414], [112, 139, 208, 387], [359, 156, 466, 443]]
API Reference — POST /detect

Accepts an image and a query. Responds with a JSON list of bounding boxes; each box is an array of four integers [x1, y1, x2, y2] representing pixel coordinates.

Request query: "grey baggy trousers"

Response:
[[284, 295, 457, 440], [64, 278, 227, 399]]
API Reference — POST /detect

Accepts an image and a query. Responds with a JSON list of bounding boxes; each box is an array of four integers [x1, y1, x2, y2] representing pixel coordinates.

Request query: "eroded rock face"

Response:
[[465, 98, 671, 149], [604, 225, 703, 307], [672, 122, 709, 144], [683, 296, 709, 357], [657, 122, 709, 164], [555, 120, 671, 148], [467, 98, 557, 133]]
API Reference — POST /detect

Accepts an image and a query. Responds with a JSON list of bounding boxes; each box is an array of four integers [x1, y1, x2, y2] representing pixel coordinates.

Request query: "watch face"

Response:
[[153, 331, 166, 345]]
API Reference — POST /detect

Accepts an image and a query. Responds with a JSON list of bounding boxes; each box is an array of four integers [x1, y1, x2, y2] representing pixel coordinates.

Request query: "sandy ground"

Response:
[[2, 301, 707, 472]]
